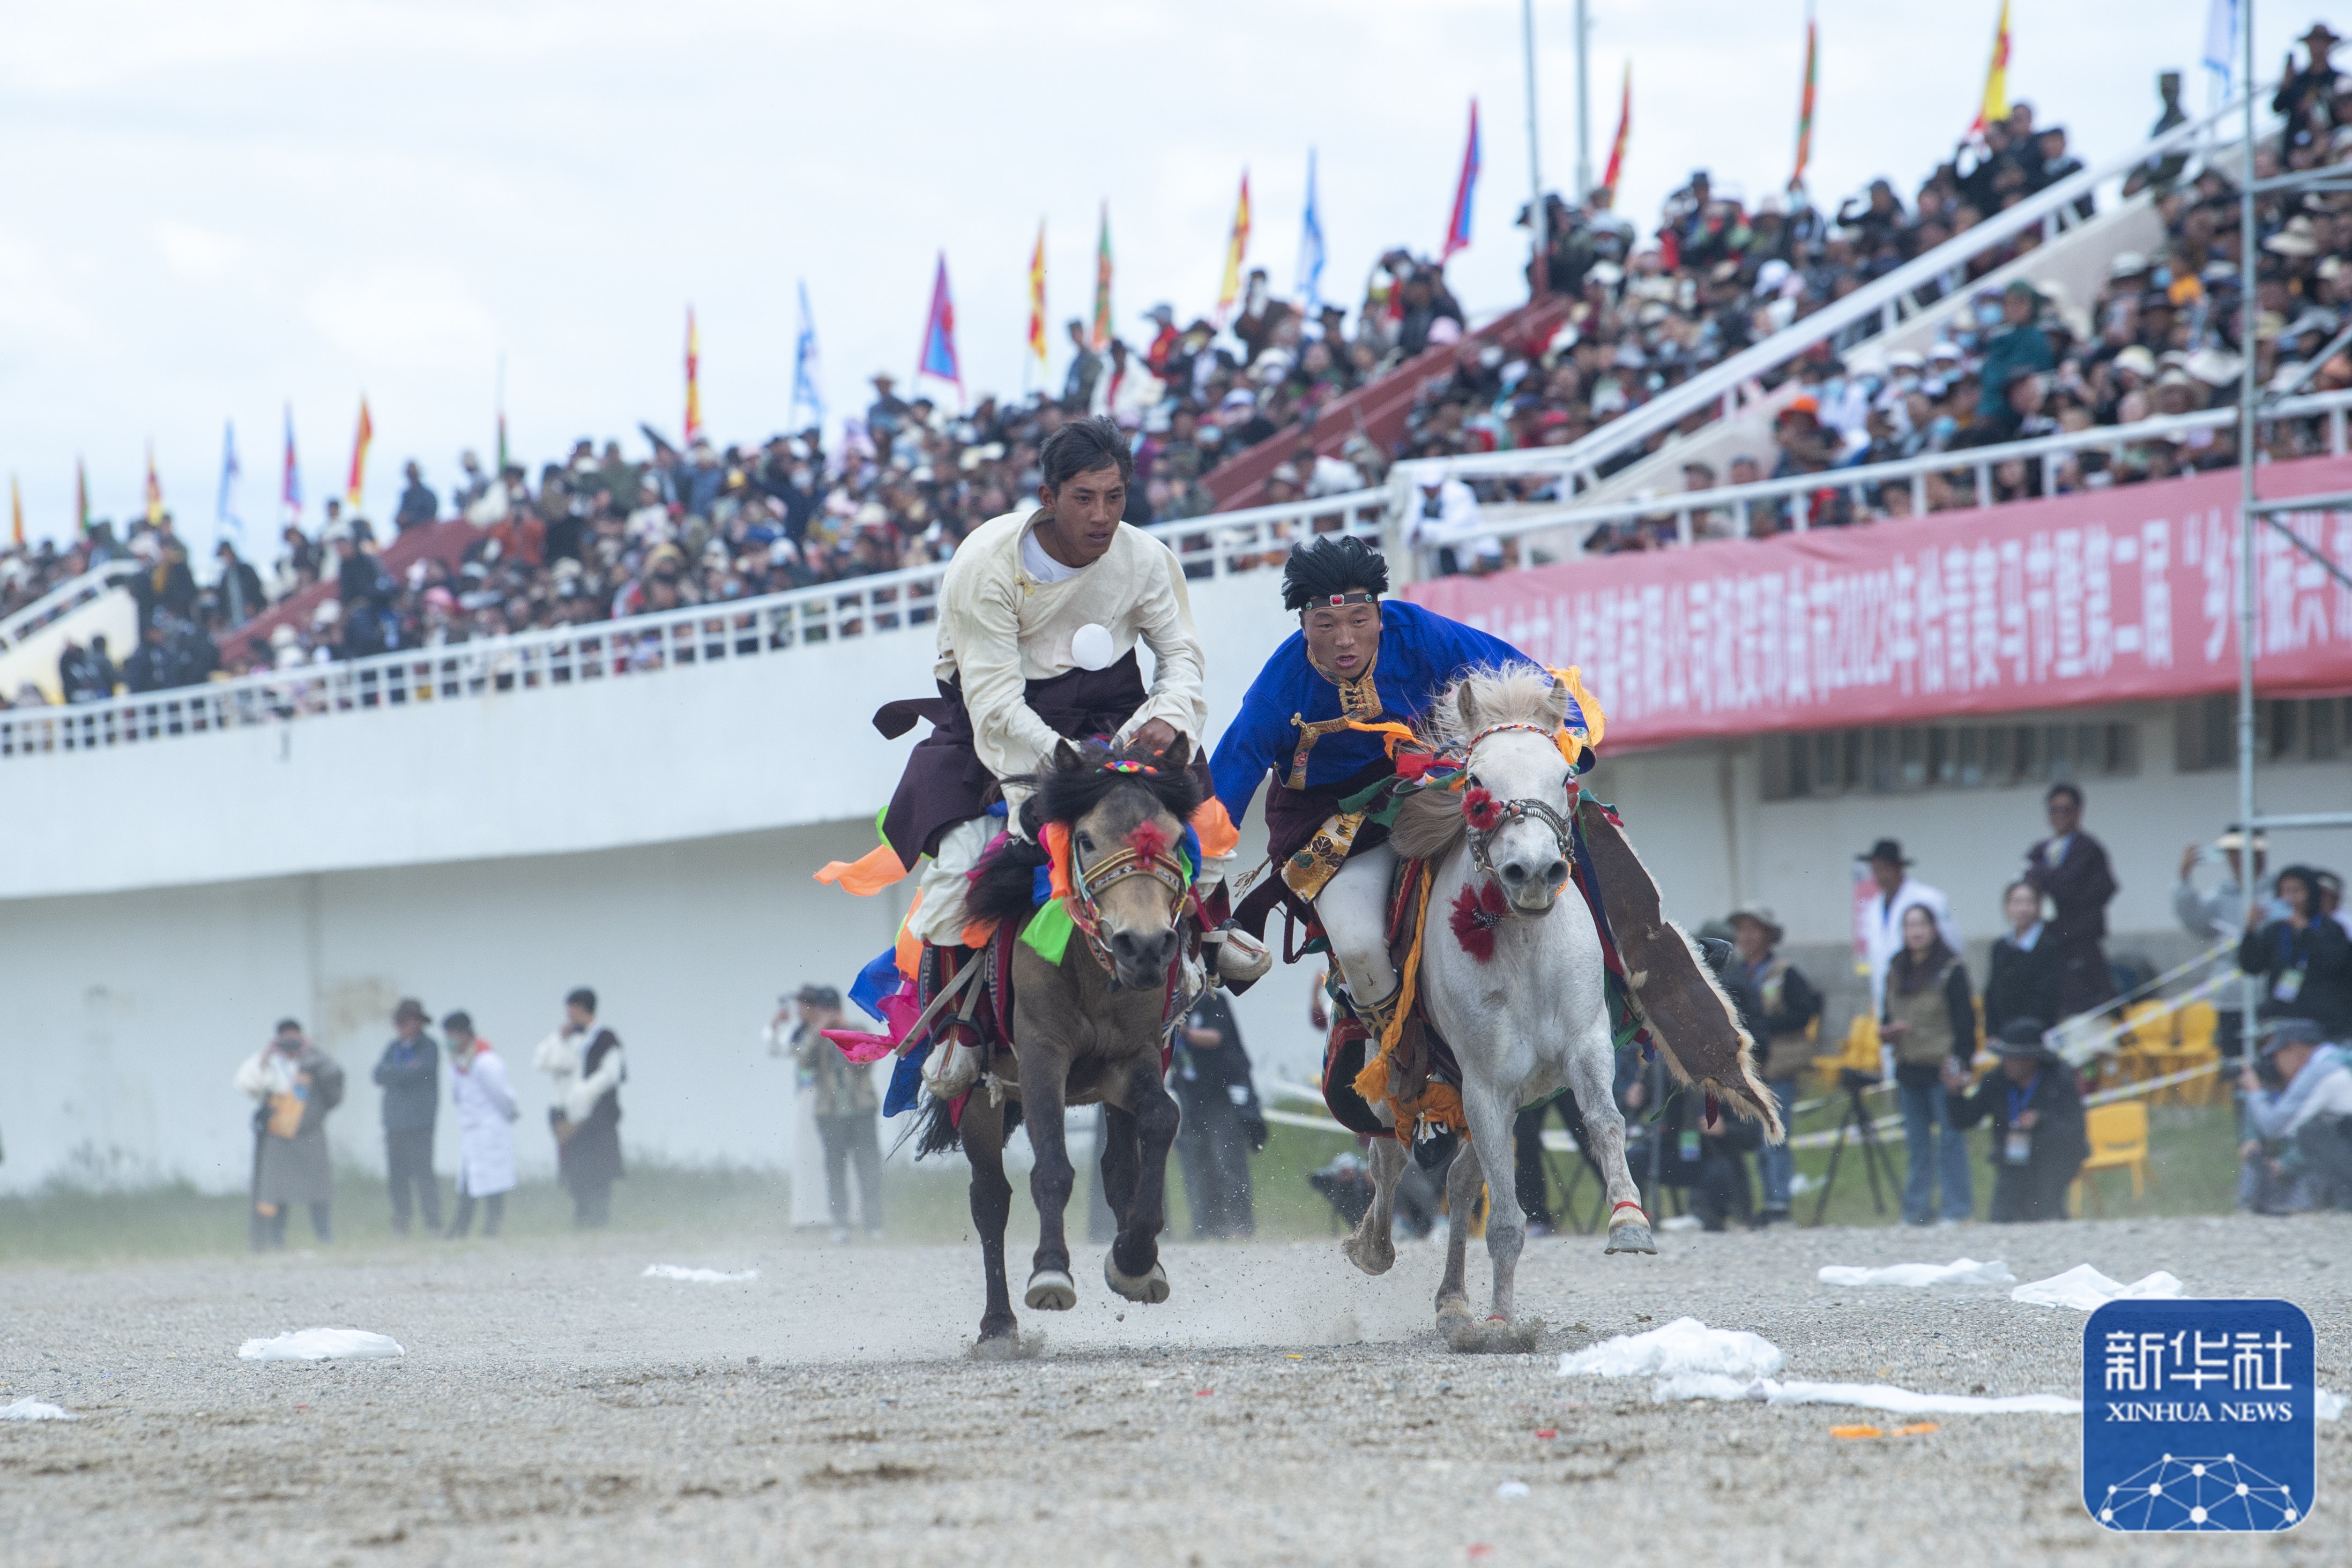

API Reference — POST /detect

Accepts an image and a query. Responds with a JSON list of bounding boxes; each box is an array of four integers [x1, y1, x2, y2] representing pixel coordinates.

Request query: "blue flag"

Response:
[[216, 419, 243, 543], [916, 252, 962, 405], [791, 280, 824, 431], [1297, 148, 1327, 319]]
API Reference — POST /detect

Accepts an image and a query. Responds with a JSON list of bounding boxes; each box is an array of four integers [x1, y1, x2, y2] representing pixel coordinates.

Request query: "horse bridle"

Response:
[[1461, 721, 1579, 898], [1066, 835, 1194, 985]]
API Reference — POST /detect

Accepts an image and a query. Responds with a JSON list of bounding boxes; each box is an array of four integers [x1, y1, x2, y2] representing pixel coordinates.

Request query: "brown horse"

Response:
[[915, 735, 1202, 1346]]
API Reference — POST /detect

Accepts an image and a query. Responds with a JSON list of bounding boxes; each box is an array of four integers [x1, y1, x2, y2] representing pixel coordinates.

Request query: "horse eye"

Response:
[[1076, 832, 1095, 854], [1465, 773, 1481, 790]]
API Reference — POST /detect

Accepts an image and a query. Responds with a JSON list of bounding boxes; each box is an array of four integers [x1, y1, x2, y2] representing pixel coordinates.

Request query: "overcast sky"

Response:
[[0, 0, 2296, 554]]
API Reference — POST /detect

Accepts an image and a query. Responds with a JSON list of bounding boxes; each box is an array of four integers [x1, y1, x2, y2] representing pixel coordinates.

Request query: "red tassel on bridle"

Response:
[[1448, 880, 1509, 963], [1462, 786, 1502, 832]]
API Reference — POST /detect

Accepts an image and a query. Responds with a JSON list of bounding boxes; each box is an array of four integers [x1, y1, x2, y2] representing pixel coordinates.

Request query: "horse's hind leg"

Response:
[[962, 1095, 1018, 1342], [1566, 1027, 1656, 1255], [1104, 1062, 1177, 1305], [1342, 1134, 1406, 1275], [1434, 1143, 1479, 1329]]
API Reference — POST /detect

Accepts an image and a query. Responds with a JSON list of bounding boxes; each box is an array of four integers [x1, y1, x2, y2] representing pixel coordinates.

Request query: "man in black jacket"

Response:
[[1170, 989, 1264, 1238], [2024, 782, 2119, 1020], [1984, 879, 2063, 1040], [1946, 1017, 2089, 1222], [373, 998, 443, 1235]]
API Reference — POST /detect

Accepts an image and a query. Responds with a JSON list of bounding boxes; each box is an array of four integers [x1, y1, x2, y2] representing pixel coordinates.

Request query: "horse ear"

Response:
[[1456, 680, 1478, 731], [1543, 670, 1573, 726], [1157, 734, 1192, 771], [1052, 738, 1082, 771]]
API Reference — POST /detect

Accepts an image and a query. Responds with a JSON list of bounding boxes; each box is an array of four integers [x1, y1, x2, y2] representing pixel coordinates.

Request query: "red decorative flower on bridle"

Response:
[[1448, 880, 1509, 964], [1461, 787, 1502, 832]]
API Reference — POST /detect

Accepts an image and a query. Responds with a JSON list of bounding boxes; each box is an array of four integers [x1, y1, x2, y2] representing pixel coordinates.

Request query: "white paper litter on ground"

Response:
[[1653, 1375, 2079, 1416], [2320, 1388, 2346, 1422], [1, 1398, 77, 1421], [642, 1265, 759, 1283], [2008, 1264, 2183, 1311], [1558, 1317, 1786, 1382], [1495, 1480, 1531, 1499], [1817, 1258, 2015, 1289], [236, 1328, 406, 1362], [1657, 1214, 1703, 1233]]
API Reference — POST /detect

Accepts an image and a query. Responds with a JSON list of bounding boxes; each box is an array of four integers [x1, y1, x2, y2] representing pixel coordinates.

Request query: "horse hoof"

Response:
[[1443, 1315, 1544, 1355], [1342, 1235, 1396, 1276], [1604, 1223, 1658, 1255], [1024, 1270, 1077, 1311], [1435, 1297, 1474, 1330], [1104, 1254, 1170, 1304]]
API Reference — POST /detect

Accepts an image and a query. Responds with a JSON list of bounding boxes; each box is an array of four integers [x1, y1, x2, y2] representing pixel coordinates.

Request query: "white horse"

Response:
[[1342, 666, 1679, 1342]]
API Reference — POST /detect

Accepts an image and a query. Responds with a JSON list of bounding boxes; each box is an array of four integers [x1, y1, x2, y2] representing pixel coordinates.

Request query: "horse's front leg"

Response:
[[1458, 1078, 1528, 1323], [1017, 1038, 1080, 1310], [1342, 1133, 1407, 1275], [1566, 1024, 1657, 1255], [1103, 1057, 1177, 1304], [959, 1092, 1018, 1342]]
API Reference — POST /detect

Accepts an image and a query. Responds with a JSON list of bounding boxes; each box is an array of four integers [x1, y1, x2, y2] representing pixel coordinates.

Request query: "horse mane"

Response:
[[967, 837, 1048, 928], [1013, 736, 1202, 837], [1388, 663, 1562, 863]]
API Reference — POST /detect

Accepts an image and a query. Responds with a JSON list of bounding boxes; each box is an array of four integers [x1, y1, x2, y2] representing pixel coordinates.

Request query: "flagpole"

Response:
[[1574, 0, 1592, 201], [1522, 0, 1545, 297]]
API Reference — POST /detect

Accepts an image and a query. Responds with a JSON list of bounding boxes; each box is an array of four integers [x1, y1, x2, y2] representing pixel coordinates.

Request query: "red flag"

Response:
[[346, 397, 373, 511], [1598, 65, 1631, 206], [916, 252, 963, 406], [1442, 99, 1482, 260]]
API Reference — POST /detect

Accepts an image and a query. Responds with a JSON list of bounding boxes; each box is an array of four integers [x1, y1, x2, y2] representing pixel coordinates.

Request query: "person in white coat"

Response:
[[442, 1010, 518, 1238]]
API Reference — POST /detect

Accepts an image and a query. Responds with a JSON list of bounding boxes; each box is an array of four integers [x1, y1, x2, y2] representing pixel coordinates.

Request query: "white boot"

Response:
[[924, 1037, 982, 1099], [1206, 923, 1271, 985]]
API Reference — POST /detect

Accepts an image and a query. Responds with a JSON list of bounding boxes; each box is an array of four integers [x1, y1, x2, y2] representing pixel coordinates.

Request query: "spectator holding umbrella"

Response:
[[235, 1019, 344, 1249], [372, 998, 443, 1237], [2022, 782, 2119, 1020], [1945, 1017, 2088, 1223], [442, 1010, 517, 1240], [535, 986, 626, 1227]]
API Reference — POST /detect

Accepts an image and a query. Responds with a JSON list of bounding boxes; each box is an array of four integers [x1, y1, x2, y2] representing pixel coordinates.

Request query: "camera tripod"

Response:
[[1811, 1068, 1899, 1226]]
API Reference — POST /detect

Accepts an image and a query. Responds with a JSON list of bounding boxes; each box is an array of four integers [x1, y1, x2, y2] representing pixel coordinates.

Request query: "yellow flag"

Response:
[[9, 474, 21, 546], [1215, 171, 1252, 325], [1971, 0, 2011, 133]]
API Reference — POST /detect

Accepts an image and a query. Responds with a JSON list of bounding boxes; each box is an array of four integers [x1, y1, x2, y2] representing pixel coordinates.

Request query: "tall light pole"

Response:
[[1522, 0, 1545, 294], [1574, 0, 1592, 201], [2234, 0, 2259, 1016]]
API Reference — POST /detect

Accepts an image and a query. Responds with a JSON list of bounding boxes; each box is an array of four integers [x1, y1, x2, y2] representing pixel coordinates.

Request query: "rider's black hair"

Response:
[[1039, 415, 1135, 491], [1281, 534, 1390, 612]]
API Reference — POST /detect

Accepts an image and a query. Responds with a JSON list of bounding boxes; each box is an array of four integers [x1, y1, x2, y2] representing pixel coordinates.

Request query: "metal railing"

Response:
[[0, 559, 144, 650], [1400, 79, 2280, 496], [1428, 387, 2352, 559], [0, 491, 1385, 763]]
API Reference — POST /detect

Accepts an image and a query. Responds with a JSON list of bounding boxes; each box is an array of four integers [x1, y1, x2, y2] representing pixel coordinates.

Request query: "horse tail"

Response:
[[905, 1091, 1024, 1160]]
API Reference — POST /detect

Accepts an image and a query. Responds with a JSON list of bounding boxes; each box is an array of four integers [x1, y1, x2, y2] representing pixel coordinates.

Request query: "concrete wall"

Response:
[[0, 805, 1331, 1196]]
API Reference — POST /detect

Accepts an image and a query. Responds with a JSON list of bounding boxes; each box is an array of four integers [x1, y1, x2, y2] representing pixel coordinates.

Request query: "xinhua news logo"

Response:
[[2082, 1298, 2316, 1532]]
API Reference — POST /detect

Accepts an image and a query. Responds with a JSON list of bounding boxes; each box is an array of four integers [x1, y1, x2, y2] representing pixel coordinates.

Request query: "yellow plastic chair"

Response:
[[1818, 1014, 1879, 1091], [2168, 1002, 2222, 1106], [2071, 1101, 2152, 1215]]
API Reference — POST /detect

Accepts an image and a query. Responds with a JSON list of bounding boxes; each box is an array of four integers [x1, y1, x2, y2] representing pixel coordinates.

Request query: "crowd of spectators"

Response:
[[1405, 34, 2352, 561], [10, 28, 2350, 696]]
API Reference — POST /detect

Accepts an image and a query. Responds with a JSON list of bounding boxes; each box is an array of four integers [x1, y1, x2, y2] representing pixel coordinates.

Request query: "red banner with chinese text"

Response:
[[1408, 457, 2352, 750]]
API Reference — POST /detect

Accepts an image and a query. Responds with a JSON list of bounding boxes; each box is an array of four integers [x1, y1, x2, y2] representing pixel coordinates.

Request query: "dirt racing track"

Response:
[[3, 1214, 2346, 1566]]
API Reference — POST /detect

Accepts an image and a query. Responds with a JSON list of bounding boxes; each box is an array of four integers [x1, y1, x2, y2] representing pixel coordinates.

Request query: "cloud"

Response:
[[306, 266, 497, 370], [155, 221, 240, 278]]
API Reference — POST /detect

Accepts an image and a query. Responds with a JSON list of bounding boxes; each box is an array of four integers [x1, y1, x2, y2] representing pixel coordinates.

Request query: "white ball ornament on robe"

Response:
[[1069, 622, 1115, 671]]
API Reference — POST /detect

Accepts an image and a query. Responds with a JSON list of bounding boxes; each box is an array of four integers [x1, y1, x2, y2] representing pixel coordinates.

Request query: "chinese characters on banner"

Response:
[[1407, 458, 2352, 750], [2082, 1298, 2315, 1533]]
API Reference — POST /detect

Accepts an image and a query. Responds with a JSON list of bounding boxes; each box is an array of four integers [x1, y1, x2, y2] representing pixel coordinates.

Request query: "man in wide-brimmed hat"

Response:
[[1945, 1017, 2088, 1222], [1857, 838, 1958, 1014], [1726, 904, 1822, 1226]]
